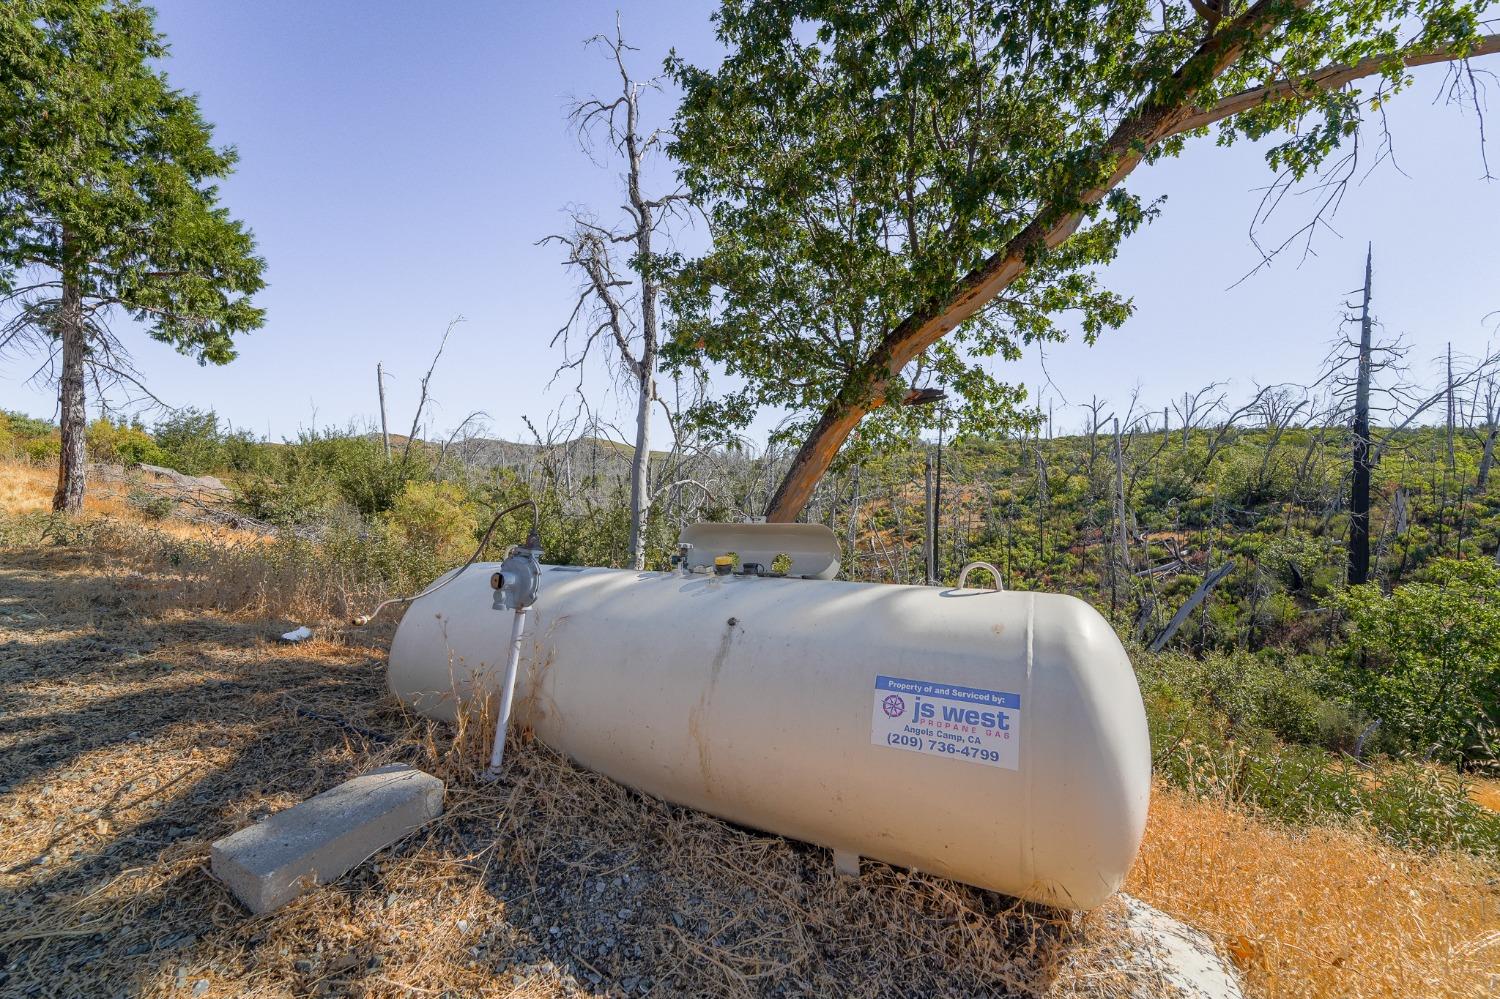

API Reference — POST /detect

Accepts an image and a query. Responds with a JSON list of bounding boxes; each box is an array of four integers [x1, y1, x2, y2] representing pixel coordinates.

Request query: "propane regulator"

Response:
[[352, 499, 543, 782], [483, 528, 543, 780]]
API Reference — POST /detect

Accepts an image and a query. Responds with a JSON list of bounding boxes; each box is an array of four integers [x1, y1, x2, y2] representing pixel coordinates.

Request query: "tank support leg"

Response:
[[832, 849, 860, 878]]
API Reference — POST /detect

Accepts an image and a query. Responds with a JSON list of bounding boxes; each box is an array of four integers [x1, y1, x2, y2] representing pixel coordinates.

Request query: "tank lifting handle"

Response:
[[957, 561, 1005, 591]]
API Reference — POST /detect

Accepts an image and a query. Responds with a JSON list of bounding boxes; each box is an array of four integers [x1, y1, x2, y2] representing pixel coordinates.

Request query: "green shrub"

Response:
[[1154, 732, 1500, 857], [23, 433, 60, 462], [87, 418, 166, 466], [152, 407, 230, 475], [235, 471, 341, 526], [1, 411, 61, 463], [126, 488, 175, 520], [1, 410, 55, 440], [1137, 649, 1362, 753], [1333, 558, 1500, 762], [384, 480, 478, 563]]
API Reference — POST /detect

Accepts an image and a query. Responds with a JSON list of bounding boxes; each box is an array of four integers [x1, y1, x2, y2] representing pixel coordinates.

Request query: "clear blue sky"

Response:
[[4, 2, 1498, 442]]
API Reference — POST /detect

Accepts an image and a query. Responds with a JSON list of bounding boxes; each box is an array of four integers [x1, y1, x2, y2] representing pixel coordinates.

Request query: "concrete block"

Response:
[[211, 764, 444, 914]]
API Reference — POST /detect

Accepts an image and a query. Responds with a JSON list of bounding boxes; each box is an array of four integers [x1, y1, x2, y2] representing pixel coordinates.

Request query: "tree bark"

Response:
[[627, 362, 654, 571], [1114, 417, 1130, 613], [377, 362, 391, 460], [623, 71, 659, 572], [923, 451, 936, 585], [1149, 561, 1235, 653], [52, 235, 87, 515], [762, 14, 1500, 522], [1349, 245, 1373, 587]]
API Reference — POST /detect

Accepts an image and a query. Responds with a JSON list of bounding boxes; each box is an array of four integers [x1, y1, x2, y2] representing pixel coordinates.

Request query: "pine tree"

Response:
[[0, 0, 265, 512]]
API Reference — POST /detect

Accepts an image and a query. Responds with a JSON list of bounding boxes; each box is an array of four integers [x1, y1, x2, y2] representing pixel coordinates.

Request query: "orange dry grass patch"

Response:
[[1130, 784, 1500, 999], [1470, 777, 1500, 814], [0, 459, 68, 516], [0, 457, 267, 547]]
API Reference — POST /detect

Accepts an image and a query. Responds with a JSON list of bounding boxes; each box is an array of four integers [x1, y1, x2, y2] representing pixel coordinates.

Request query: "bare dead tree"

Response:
[[1112, 417, 1130, 616], [1171, 383, 1226, 455], [1312, 249, 1466, 584], [1348, 248, 1375, 585], [1202, 382, 1281, 470], [1447, 342, 1457, 471], [1475, 375, 1499, 490], [433, 411, 490, 477], [543, 21, 690, 570], [376, 362, 391, 460], [399, 316, 464, 468], [1083, 395, 1110, 499], [1370, 345, 1500, 462], [1254, 385, 1311, 492]]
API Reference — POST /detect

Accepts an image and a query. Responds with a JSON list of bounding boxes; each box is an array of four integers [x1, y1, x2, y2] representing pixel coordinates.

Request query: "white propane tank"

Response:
[[387, 560, 1151, 910]]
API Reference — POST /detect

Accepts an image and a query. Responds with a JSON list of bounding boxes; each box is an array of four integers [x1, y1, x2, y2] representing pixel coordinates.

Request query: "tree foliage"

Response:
[[0, 0, 265, 356], [664, 0, 1496, 516]]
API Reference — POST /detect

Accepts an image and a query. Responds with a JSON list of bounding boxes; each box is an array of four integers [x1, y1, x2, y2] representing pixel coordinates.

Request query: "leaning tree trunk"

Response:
[[1348, 246, 1373, 587], [52, 255, 88, 515]]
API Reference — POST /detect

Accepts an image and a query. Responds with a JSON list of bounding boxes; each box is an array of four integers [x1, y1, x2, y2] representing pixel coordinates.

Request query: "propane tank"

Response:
[[387, 529, 1150, 910]]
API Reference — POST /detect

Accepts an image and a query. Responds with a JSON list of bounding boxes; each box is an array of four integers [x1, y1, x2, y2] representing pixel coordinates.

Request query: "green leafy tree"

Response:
[[0, 0, 265, 513], [1336, 558, 1500, 762], [665, 0, 1500, 521]]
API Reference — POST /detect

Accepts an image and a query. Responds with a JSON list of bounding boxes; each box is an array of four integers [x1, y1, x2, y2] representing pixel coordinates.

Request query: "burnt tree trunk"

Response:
[[377, 362, 391, 460], [1348, 246, 1374, 587]]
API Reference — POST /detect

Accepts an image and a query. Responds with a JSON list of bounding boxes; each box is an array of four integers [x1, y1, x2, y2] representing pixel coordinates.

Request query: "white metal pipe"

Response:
[[483, 606, 529, 779]]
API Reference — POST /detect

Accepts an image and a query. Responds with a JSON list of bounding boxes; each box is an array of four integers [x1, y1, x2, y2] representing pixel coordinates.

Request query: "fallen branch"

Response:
[[1148, 561, 1235, 653]]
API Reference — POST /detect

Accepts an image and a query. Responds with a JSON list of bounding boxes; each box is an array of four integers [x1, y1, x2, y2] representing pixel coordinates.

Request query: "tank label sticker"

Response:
[[870, 675, 1020, 769]]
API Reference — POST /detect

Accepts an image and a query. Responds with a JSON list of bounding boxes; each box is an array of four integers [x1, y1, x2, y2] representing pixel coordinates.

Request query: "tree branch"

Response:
[[1173, 32, 1500, 135]]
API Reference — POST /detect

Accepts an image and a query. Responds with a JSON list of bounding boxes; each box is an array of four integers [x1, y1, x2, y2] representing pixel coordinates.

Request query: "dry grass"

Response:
[[2, 459, 1497, 998], [0, 497, 1148, 998], [1131, 787, 1500, 999], [1470, 778, 1500, 814], [0, 458, 268, 548]]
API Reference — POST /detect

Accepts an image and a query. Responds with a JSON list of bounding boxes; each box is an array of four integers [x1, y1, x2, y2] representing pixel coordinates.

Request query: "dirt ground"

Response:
[[1, 475, 1496, 998]]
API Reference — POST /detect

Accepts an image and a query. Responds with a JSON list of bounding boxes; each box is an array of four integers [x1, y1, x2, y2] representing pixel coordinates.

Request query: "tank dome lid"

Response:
[[678, 522, 841, 579]]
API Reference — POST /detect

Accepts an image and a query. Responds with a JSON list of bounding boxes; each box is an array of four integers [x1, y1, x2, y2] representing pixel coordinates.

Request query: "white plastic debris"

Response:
[[279, 626, 313, 643]]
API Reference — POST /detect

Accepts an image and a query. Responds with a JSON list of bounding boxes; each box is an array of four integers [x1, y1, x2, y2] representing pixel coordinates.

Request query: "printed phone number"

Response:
[[885, 732, 1002, 763]]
